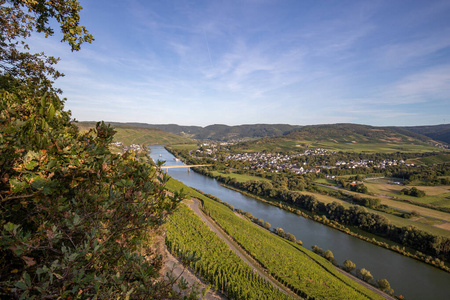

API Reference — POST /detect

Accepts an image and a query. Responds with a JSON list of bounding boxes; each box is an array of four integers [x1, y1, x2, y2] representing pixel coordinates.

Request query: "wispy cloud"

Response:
[[378, 31, 450, 67], [374, 65, 450, 105]]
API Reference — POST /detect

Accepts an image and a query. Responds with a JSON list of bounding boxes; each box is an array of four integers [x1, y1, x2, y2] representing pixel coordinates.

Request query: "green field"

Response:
[[167, 143, 198, 151], [235, 138, 441, 153], [416, 153, 450, 165], [301, 191, 450, 238], [363, 180, 450, 209], [211, 170, 271, 183], [166, 179, 385, 300], [306, 141, 439, 153]]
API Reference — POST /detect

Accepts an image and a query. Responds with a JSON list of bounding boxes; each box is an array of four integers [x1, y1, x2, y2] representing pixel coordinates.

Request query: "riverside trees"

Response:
[[0, 1, 182, 298]]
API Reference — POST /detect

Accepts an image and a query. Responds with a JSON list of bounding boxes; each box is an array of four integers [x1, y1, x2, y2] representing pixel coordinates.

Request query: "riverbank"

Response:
[[151, 145, 450, 300], [187, 194, 395, 300], [217, 183, 450, 273]]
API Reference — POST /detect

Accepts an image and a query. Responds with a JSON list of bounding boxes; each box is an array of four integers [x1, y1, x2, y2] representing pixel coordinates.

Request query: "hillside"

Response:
[[76, 122, 195, 146], [284, 124, 432, 144], [233, 124, 444, 153], [400, 124, 450, 144], [99, 122, 300, 141], [78, 122, 450, 150]]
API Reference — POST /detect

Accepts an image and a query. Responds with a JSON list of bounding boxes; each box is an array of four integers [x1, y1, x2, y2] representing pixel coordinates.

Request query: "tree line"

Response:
[[194, 169, 450, 263]]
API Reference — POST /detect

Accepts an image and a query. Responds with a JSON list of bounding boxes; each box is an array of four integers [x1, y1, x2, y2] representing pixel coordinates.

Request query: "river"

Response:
[[149, 145, 450, 300]]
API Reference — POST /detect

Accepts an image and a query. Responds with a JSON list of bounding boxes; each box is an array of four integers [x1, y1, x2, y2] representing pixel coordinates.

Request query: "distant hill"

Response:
[[76, 122, 195, 146], [99, 122, 300, 141], [399, 124, 450, 144], [233, 123, 445, 153], [77, 122, 450, 151], [284, 123, 432, 144]]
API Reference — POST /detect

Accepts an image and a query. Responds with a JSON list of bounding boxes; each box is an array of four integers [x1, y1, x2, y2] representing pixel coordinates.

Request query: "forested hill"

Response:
[[76, 122, 195, 146], [283, 123, 435, 145], [398, 124, 450, 144], [83, 122, 301, 141], [79, 121, 450, 145]]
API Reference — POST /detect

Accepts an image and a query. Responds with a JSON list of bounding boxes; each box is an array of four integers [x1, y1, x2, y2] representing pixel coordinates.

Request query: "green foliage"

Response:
[[343, 260, 356, 273], [0, 3, 182, 297], [0, 0, 93, 90], [400, 187, 426, 197], [357, 268, 374, 283], [376, 279, 391, 292], [0, 85, 181, 298], [77, 122, 195, 146], [349, 183, 369, 194]]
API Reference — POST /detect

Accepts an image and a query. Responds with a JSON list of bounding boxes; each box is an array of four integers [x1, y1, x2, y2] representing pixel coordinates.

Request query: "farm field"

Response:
[[210, 170, 271, 183], [167, 143, 198, 151], [363, 180, 450, 209], [166, 203, 290, 299], [316, 182, 450, 223], [166, 179, 384, 300], [238, 139, 439, 153], [300, 191, 450, 238]]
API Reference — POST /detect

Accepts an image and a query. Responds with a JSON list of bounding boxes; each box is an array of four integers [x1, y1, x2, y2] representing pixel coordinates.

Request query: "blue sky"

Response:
[[33, 0, 450, 126]]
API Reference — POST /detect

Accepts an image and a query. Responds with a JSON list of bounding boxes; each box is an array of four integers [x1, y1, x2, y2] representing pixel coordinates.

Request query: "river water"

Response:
[[149, 145, 450, 300]]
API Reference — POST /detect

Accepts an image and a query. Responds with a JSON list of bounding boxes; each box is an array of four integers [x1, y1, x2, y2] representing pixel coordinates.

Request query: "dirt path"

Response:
[[185, 198, 298, 298], [162, 248, 225, 300], [187, 198, 396, 300]]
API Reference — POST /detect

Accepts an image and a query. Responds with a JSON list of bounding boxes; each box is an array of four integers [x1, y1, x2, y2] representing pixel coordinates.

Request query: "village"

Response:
[[219, 149, 415, 175]]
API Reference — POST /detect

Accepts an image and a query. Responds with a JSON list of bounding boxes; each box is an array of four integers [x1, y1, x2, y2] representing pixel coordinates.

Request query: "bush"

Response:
[[0, 88, 181, 299], [343, 260, 356, 272]]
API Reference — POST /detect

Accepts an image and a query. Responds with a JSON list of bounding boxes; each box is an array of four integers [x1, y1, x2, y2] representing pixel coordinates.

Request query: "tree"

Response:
[[377, 278, 391, 292], [285, 232, 297, 243], [1, 0, 93, 90], [343, 260, 356, 272], [312, 245, 323, 255], [357, 268, 373, 282], [274, 227, 285, 237], [323, 250, 335, 262], [263, 221, 271, 230], [0, 2, 183, 299]]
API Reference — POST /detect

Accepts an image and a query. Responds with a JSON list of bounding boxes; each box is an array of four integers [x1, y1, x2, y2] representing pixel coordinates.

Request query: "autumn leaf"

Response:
[[22, 256, 36, 267]]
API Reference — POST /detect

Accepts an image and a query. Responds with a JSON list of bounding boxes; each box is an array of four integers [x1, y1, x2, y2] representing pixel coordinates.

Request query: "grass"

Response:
[[204, 171, 450, 237], [315, 178, 337, 185], [417, 153, 450, 165], [238, 138, 441, 153], [210, 170, 271, 183], [167, 143, 198, 151], [363, 181, 450, 209], [303, 190, 450, 238]]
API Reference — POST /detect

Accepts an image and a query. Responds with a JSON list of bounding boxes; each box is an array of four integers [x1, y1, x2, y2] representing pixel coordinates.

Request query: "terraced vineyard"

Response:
[[166, 203, 292, 299], [166, 179, 384, 300]]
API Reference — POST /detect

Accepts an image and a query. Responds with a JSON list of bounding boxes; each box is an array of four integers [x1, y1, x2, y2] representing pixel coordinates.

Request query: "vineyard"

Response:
[[166, 179, 384, 300], [165, 203, 292, 299]]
